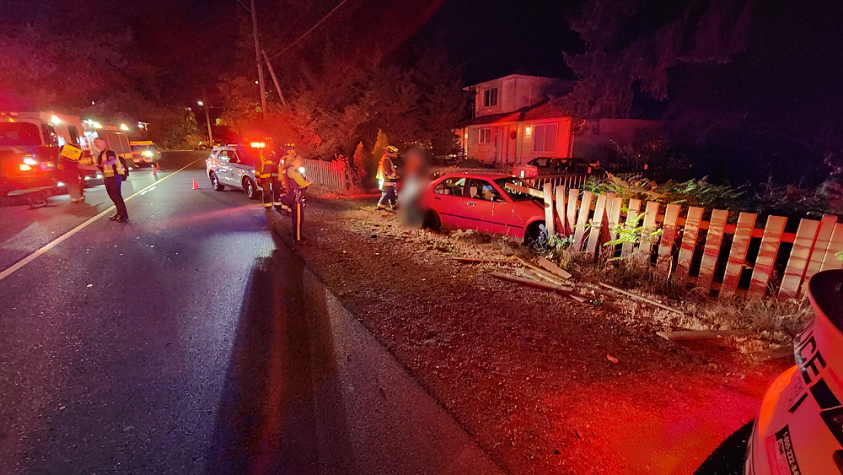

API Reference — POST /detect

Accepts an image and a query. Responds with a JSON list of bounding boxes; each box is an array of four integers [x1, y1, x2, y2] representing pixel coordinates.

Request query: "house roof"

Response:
[[463, 73, 562, 92], [460, 100, 569, 127]]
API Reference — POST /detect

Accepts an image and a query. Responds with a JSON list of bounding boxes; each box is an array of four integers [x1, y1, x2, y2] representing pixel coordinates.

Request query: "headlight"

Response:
[[23, 157, 37, 165], [142, 150, 153, 157]]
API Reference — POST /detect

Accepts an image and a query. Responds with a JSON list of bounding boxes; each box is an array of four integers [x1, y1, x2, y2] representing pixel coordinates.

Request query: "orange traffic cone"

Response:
[[151, 164, 158, 177], [192, 178, 199, 190]]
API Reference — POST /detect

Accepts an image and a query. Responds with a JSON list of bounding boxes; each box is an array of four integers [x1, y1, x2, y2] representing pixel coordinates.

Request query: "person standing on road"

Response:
[[93, 137, 129, 222], [376, 145, 399, 210], [282, 148, 311, 242], [255, 141, 282, 211]]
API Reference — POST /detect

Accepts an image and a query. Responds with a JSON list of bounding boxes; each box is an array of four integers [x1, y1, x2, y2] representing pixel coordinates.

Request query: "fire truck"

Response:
[[0, 111, 132, 203]]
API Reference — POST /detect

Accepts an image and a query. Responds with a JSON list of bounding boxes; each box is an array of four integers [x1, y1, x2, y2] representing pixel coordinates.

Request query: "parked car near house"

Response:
[[204, 144, 261, 200], [744, 269, 843, 475], [511, 157, 600, 178], [420, 172, 553, 243]]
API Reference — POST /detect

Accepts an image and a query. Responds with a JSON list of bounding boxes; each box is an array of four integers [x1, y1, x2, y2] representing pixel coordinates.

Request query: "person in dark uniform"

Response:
[[282, 149, 311, 242], [255, 141, 283, 211], [93, 137, 129, 222], [376, 145, 399, 210]]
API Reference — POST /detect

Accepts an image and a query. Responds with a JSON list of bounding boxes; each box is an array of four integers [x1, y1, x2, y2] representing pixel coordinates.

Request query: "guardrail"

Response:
[[540, 183, 843, 299], [301, 158, 348, 192]]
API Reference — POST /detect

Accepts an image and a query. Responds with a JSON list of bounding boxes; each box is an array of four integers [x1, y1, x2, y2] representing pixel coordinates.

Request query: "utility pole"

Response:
[[198, 100, 213, 145], [262, 50, 287, 106], [250, 0, 268, 121]]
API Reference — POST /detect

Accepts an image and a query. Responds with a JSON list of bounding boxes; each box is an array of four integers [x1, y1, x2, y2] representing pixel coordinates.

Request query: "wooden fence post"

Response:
[[555, 186, 567, 235], [639, 201, 660, 258], [566, 189, 579, 238], [821, 223, 843, 271], [802, 215, 838, 294]]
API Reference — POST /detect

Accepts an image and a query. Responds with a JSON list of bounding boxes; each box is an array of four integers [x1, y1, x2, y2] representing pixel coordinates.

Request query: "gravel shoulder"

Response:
[[271, 192, 795, 475]]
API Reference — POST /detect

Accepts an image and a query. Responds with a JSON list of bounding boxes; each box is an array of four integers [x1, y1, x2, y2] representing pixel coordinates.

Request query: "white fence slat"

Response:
[[543, 183, 555, 236], [606, 196, 623, 241], [587, 194, 608, 256], [697, 209, 728, 292], [676, 206, 704, 281], [779, 219, 820, 299], [566, 189, 579, 237], [720, 212, 757, 297], [820, 223, 843, 271], [555, 186, 568, 235], [573, 191, 593, 250], [639, 201, 660, 258], [747, 216, 787, 299], [621, 199, 642, 258], [657, 204, 681, 273], [803, 215, 838, 293]]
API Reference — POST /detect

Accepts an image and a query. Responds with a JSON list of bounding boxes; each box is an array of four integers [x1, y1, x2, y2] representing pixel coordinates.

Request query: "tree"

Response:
[[560, 0, 753, 119]]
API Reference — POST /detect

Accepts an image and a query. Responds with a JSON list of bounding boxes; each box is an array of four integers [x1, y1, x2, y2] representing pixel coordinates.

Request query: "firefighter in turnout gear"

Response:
[[93, 137, 129, 222], [376, 145, 399, 210], [254, 140, 282, 210], [281, 146, 311, 242]]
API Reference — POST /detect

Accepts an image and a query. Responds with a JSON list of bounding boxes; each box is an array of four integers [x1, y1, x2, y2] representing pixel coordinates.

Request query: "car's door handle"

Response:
[[434, 196, 441, 200], [467, 202, 476, 207]]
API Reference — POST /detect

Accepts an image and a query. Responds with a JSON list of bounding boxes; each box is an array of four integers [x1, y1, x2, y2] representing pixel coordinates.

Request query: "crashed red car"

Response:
[[420, 172, 553, 243]]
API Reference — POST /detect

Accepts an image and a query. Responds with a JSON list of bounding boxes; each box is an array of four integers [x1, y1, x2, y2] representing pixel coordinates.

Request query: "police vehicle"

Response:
[[205, 144, 262, 200]]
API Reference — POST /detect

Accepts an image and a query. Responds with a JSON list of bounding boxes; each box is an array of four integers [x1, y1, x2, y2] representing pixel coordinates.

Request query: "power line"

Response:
[[266, 0, 350, 61]]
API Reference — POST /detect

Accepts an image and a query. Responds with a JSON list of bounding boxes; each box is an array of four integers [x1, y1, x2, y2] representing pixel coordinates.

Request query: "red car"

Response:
[[421, 172, 552, 243]]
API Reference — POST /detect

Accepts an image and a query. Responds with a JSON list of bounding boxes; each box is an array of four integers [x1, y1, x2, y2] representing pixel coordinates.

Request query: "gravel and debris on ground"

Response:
[[274, 192, 794, 475]]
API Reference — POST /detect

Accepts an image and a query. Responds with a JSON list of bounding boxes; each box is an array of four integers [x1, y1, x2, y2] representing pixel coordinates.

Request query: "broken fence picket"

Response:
[[541, 187, 843, 300]]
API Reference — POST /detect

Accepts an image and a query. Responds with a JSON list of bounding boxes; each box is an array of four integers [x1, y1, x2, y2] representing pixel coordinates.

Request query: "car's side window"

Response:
[[468, 179, 504, 202], [434, 177, 466, 197]]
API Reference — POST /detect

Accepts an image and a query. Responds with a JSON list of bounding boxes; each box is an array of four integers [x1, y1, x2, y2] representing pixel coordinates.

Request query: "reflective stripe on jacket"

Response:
[[98, 149, 124, 178]]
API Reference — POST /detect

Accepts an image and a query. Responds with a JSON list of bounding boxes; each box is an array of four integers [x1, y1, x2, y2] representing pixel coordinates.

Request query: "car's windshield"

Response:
[[0, 122, 42, 147], [495, 177, 538, 202]]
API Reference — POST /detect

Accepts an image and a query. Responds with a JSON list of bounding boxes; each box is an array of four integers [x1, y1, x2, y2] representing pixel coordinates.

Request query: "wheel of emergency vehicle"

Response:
[[243, 177, 258, 200], [423, 210, 441, 231], [209, 171, 225, 191]]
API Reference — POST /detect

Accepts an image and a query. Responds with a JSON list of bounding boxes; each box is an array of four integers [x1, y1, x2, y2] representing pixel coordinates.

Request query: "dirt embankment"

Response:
[[273, 194, 794, 475]]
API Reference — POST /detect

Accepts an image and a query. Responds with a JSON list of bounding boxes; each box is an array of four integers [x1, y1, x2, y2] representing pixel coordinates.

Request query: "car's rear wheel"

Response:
[[210, 171, 224, 191], [244, 178, 258, 200], [423, 210, 441, 231], [525, 221, 548, 247]]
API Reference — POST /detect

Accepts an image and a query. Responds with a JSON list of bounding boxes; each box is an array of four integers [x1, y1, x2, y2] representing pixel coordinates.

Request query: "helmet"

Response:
[[284, 143, 297, 153], [384, 145, 398, 157]]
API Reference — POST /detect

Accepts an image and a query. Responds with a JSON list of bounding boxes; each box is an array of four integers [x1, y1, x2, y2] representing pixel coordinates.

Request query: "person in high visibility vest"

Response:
[[254, 141, 282, 210], [376, 145, 399, 210], [281, 148, 311, 242], [93, 137, 129, 222]]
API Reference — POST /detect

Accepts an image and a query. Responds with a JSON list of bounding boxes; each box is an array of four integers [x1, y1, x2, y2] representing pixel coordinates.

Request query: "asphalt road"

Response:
[[0, 151, 499, 475]]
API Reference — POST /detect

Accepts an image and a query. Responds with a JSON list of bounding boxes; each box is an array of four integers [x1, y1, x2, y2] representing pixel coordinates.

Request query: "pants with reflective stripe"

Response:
[[377, 184, 397, 208], [104, 176, 128, 218], [261, 175, 281, 208]]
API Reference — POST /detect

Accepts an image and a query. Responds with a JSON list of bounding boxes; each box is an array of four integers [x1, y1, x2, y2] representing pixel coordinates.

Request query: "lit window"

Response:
[[532, 124, 558, 152], [479, 128, 492, 144]]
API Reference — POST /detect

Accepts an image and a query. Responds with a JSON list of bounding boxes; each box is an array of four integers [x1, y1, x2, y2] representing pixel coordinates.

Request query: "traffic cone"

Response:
[[192, 178, 199, 190], [151, 164, 158, 177]]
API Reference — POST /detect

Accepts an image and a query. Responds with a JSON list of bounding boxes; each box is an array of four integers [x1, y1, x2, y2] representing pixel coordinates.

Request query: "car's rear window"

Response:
[[0, 122, 42, 146]]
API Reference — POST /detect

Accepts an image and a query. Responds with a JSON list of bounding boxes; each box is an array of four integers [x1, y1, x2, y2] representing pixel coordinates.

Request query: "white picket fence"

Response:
[[301, 158, 348, 192], [541, 184, 843, 300]]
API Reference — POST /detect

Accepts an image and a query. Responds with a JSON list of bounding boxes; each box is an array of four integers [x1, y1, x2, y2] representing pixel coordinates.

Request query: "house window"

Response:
[[483, 88, 498, 107], [532, 124, 558, 152], [478, 128, 492, 144]]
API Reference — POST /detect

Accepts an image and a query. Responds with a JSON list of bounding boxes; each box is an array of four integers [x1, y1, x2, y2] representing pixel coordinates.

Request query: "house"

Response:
[[458, 74, 574, 166]]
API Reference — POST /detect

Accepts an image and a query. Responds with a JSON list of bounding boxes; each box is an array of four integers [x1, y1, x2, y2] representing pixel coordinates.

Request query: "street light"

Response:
[[197, 100, 213, 146]]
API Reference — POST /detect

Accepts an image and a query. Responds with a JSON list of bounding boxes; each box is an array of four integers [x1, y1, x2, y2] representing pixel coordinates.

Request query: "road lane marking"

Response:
[[0, 158, 204, 283]]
